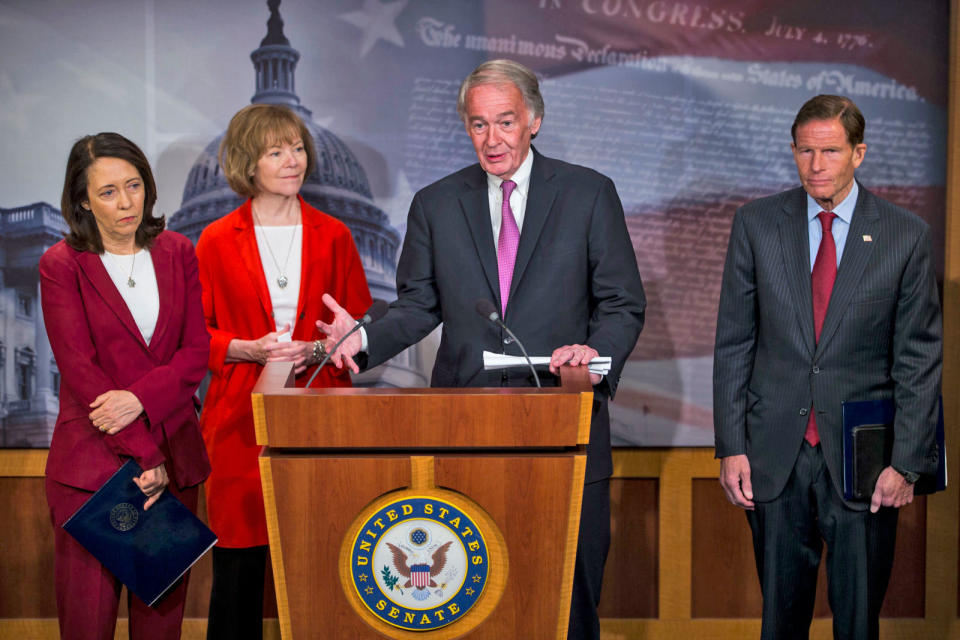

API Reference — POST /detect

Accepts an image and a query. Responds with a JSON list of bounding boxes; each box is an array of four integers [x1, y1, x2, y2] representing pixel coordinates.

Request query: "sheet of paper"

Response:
[[482, 351, 611, 375]]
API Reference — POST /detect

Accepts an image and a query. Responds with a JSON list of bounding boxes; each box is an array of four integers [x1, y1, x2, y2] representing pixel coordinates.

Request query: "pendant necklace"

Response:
[[252, 205, 300, 289], [106, 250, 137, 288]]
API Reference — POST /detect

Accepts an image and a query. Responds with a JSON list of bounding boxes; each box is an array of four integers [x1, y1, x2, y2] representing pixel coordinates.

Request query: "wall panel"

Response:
[[599, 477, 658, 618], [1, 441, 958, 640]]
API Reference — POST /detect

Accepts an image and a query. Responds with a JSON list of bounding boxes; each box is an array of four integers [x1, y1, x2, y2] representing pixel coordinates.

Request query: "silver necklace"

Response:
[[105, 250, 137, 288], [252, 206, 300, 289]]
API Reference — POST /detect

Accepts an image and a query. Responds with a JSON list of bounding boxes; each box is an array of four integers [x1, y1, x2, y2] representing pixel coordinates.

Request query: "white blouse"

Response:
[[254, 224, 303, 335], [99, 248, 160, 344]]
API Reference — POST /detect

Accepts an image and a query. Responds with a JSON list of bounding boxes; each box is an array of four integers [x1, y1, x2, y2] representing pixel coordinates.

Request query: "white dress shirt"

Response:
[[487, 149, 534, 246]]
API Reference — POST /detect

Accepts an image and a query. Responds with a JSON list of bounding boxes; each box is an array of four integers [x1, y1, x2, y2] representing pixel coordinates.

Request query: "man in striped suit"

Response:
[[713, 94, 942, 639]]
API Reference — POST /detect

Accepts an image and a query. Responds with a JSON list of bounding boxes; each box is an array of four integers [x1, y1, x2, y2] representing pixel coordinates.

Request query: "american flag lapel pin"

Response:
[[862, 235, 872, 242]]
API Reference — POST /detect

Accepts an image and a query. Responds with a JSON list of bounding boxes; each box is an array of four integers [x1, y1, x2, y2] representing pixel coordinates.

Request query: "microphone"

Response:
[[306, 299, 389, 388], [360, 299, 390, 325], [475, 299, 540, 388]]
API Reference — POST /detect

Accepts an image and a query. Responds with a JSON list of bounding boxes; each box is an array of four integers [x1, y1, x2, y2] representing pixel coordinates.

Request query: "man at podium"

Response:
[[319, 58, 645, 639]]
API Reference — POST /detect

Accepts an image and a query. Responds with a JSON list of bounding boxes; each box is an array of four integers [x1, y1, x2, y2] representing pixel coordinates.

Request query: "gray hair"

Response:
[[456, 59, 545, 129]]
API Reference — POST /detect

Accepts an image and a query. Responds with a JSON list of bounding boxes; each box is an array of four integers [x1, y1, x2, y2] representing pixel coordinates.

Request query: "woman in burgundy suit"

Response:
[[196, 104, 371, 639], [39, 133, 211, 640]]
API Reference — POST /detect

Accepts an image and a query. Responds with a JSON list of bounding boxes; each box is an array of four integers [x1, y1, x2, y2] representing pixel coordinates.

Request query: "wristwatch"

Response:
[[893, 466, 920, 484], [312, 340, 328, 364]]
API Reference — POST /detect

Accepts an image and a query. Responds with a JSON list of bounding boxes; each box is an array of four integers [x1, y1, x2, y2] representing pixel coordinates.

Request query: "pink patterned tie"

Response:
[[497, 180, 519, 317]]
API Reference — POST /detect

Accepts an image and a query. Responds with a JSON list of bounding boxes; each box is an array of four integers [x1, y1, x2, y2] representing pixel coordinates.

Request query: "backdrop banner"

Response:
[[0, 0, 946, 447]]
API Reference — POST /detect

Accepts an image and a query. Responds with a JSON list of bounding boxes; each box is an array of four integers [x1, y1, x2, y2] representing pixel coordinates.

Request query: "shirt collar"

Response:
[[486, 148, 534, 198], [807, 180, 858, 226]]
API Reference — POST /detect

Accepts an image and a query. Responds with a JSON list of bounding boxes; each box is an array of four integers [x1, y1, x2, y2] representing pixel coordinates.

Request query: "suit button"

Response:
[[799, 408, 808, 416], [503, 338, 510, 345], [812, 366, 820, 374]]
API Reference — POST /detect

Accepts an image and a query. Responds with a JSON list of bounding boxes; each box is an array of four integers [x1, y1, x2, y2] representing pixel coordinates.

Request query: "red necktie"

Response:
[[805, 211, 837, 446], [497, 180, 519, 318]]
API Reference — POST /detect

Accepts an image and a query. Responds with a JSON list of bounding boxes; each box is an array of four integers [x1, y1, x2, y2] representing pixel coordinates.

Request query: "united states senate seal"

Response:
[[345, 495, 491, 632], [109, 502, 139, 532]]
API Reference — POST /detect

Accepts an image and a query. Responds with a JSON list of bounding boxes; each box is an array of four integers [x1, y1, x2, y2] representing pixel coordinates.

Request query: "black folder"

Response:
[[842, 397, 947, 501], [63, 459, 217, 606]]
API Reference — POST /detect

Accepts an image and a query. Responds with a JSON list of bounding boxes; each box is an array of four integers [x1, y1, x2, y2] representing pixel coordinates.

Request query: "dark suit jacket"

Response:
[[39, 231, 211, 494], [713, 184, 942, 509], [365, 148, 646, 482]]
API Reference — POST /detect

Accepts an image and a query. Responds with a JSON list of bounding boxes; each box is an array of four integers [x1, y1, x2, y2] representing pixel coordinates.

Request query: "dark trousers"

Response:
[[746, 442, 899, 640], [206, 545, 268, 640], [47, 477, 198, 640], [567, 477, 611, 640]]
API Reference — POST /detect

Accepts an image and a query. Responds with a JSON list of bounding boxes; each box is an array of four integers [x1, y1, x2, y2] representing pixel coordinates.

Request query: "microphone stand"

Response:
[[475, 299, 541, 388]]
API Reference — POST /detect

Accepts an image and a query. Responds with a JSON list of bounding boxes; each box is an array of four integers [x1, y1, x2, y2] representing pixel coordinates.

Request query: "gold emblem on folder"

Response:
[[109, 503, 139, 532]]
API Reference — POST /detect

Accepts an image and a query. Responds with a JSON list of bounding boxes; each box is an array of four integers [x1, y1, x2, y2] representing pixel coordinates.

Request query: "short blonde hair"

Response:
[[219, 104, 316, 198]]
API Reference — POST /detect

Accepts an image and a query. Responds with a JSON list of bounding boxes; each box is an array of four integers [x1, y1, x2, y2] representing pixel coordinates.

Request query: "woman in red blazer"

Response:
[[196, 104, 372, 639], [39, 132, 211, 640]]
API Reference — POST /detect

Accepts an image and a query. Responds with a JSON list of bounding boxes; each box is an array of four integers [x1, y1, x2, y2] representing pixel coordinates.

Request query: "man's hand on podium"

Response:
[[550, 344, 602, 384]]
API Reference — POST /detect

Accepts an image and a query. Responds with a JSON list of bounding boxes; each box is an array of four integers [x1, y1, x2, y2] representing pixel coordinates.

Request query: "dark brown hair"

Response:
[[219, 104, 316, 198], [60, 132, 164, 253], [791, 95, 865, 147]]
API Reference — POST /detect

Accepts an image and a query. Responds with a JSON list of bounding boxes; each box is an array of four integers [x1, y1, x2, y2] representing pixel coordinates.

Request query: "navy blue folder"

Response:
[[63, 459, 217, 606], [842, 397, 947, 501]]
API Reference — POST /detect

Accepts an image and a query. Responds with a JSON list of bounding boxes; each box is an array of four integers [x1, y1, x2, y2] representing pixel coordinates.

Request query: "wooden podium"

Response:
[[252, 362, 592, 639]]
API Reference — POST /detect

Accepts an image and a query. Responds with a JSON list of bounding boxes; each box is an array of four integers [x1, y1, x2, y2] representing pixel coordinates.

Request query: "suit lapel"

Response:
[[232, 200, 274, 323], [76, 251, 147, 349], [509, 149, 557, 318], [778, 190, 816, 358], [815, 187, 879, 356], [148, 237, 174, 352], [458, 167, 501, 308]]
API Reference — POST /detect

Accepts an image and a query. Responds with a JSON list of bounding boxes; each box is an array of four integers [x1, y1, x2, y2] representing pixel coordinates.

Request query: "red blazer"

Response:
[[39, 231, 211, 494], [196, 196, 371, 547]]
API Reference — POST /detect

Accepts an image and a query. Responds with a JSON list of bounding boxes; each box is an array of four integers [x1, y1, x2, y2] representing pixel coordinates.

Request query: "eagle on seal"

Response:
[[386, 540, 453, 589]]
